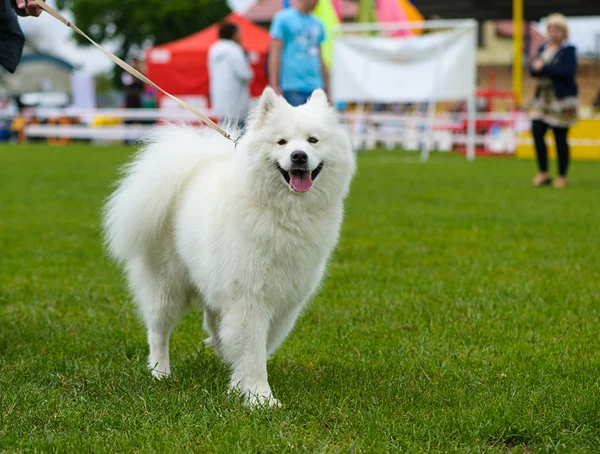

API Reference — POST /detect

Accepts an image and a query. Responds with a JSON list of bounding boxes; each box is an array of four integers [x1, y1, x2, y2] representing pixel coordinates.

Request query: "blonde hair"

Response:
[[546, 13, 569, 40]]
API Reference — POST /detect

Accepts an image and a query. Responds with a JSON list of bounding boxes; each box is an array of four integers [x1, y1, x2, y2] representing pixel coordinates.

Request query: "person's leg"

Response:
[[282, 91, 311, 107], [531, 119, 551, 186], [552, 126, 570, 187]]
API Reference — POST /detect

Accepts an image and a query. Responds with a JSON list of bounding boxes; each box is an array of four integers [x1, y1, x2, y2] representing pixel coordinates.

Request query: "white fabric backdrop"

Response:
[[331, 27, 477, 103]]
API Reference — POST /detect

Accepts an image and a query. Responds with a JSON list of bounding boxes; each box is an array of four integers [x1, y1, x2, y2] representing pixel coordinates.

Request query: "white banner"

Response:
[[332, 27, 477, 102]]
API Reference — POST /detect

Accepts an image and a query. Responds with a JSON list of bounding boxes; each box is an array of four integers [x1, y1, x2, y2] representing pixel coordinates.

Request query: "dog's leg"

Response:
[[129, 261, 188, 379], [218, 304, 280, 408], [144, 298, 182, 380], [203, 308, 223, 359], [267, 305, 304, 358]]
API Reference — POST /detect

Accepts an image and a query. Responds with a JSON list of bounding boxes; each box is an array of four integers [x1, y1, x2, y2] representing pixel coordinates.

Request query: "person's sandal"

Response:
[[532, 176, 552, 187], [553, 177, 567, 188]]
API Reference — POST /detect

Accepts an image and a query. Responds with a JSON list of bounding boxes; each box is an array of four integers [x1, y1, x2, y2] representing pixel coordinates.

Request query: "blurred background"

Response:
[[1, 0, 599, 160]]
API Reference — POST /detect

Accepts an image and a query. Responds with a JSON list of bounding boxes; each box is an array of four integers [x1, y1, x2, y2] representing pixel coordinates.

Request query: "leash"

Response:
[[32, 0, 238, 145]]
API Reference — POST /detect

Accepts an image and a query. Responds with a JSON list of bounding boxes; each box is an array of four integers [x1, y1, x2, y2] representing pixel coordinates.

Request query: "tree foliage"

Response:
[[57, 0, 231, 83]]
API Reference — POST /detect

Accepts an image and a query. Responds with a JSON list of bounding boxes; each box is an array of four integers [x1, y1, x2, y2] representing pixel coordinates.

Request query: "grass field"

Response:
[[1, 143, 599, 452]]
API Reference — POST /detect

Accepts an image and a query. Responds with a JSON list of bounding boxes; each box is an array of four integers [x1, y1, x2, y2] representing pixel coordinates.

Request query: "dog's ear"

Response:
[[309, 89, 329, 107], [251, 87, 279, 127]]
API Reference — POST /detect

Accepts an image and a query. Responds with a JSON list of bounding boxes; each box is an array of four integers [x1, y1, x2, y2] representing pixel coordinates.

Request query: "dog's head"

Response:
[[242, 87, 355, 207]]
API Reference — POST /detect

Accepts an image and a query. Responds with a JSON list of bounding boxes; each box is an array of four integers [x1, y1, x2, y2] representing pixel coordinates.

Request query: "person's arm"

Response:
[[320, 51, 329, 95], [530, 58, 544, 77], [529, 44, 544, 77], [233, 47, 254, 83], [317, 20, 328, 94], [268, 13, 286, 95], [540, 46, 577, 81], [268, 39, 283, 95], [1, 0, 25, 73], [2, 0, 46, 72]]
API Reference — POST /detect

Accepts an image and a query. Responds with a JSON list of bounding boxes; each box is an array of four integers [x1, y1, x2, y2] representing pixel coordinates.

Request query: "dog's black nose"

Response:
[[291, 150, 308, 164]]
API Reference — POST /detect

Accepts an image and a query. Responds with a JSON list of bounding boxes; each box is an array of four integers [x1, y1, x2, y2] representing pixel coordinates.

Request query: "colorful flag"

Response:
[[314, 0, 340, 67], [398, 0, 423, 34], [357, 0, 376, 24], [376, 0, 412, 36], [399, 0, 423, 22], [331, 0, 342, 18]]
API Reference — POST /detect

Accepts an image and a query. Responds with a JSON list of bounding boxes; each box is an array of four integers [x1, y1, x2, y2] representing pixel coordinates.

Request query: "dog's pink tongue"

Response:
[[290, 172, 313, 193]]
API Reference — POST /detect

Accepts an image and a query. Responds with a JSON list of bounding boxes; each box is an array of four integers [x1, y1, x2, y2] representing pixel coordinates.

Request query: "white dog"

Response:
[[102, 88, 355, 406]]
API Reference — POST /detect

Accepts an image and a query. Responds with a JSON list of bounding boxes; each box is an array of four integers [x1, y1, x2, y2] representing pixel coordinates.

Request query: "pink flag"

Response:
[[331, 0, 342, 19], [376, 0, 413, 37]]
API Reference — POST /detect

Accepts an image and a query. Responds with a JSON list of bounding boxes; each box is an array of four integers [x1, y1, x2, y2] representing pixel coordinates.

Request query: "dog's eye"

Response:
[[308, 137, 319, 144], [277, 139, 287, 146]]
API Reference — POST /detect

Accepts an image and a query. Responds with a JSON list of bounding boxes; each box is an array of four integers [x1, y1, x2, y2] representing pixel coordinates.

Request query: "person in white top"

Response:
[[208, 22, 254, 126]]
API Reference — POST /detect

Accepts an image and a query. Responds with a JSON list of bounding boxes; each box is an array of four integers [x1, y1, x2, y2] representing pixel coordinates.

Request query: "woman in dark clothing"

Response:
[[529, 13, 578, 188]]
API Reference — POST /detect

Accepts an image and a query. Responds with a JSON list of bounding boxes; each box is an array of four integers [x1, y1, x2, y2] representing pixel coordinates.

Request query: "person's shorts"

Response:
[[282, 91, 312, 107]]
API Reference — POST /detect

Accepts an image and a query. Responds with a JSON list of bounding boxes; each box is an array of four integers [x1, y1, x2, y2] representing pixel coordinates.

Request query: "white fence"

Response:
[[15, 107, 600, 154], [16, 108, 522, 155]]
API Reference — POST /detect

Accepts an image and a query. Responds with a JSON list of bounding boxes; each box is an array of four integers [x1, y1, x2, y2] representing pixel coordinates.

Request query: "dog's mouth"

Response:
[[278, 162, 324, 193]]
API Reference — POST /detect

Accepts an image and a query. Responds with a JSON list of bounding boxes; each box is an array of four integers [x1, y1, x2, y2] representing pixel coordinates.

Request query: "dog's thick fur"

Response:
[[102, 88, 355, 406]]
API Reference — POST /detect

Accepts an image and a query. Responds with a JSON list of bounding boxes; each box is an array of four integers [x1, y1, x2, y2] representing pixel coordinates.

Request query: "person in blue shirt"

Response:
[[268, 0, 327, 107]]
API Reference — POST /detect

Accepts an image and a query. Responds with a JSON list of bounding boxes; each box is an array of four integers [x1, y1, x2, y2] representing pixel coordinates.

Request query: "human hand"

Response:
[[531, 58, 544, 72], [11, 0, 45, 17]]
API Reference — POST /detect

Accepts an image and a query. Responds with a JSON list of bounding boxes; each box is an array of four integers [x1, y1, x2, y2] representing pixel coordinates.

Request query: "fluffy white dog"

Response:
[[102, 88, 355, 406]]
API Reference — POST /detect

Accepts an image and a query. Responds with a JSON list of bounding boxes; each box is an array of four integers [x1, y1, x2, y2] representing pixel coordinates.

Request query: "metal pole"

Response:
[[512, 0, 524, 107]]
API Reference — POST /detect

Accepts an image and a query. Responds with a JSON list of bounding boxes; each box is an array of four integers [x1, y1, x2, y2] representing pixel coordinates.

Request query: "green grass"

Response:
[[1, 143, 599, 453]]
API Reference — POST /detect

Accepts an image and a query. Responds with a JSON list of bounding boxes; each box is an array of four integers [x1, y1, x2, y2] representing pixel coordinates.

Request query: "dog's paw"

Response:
[[228, 382, 281, 409], [149, 361, 171, 380], [244, 392, 282, 409], [151, 369, 171, 380]]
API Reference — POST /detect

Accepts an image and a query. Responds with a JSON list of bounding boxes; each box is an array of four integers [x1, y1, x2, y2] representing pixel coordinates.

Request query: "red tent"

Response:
[[145, 13, 270, 107]]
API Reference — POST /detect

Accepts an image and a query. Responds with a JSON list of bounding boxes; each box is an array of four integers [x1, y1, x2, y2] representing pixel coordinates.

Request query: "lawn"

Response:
[[1, 143, 599, 452]]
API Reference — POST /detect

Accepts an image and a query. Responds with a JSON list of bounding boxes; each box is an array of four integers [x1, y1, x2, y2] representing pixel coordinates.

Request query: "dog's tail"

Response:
[[102, 124, 236, 263]]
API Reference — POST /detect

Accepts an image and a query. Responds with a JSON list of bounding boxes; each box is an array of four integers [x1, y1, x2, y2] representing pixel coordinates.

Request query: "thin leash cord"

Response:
[[32, 0, 238, 145]]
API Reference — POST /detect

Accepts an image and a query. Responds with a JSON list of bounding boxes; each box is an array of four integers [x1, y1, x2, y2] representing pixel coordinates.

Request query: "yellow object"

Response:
[[11, 116, 25, 132], [516, 119, 600, 160], [512, 0, 523, 107], [93, 116, 122, 126], [314, 0, 340, 68]]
